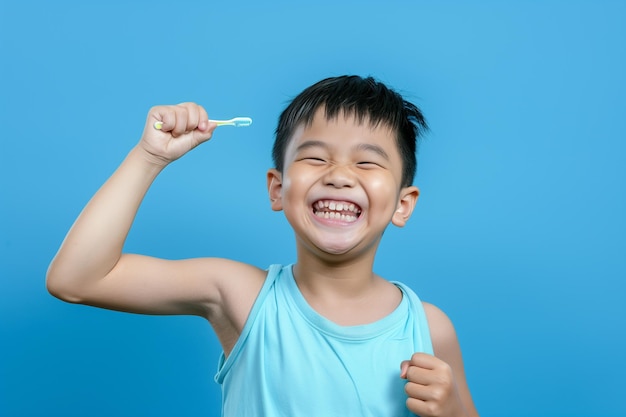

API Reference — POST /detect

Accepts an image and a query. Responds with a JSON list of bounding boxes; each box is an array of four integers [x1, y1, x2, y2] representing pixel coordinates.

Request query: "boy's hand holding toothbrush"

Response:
[[138, 102, 253, 167], [138, 103, 217, 167]]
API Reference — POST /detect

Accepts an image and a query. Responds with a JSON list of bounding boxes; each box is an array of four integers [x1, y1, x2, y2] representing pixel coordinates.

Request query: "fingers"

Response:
[[400, 360, 410, 379], [405, 353, 453, 385], [404, 373, 461, 417], [405, 367, 452, 398], [402, 353, 461, 417], [408, 352, 438, 369], [140, 103, 217, 163], [151, 103, 212, 138], [401, 352, 434, 379]]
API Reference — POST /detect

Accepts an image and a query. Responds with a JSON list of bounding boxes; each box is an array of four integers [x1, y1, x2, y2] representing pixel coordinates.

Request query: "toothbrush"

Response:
[[153, 117, 252, 130], [212, 117, 253, 127]]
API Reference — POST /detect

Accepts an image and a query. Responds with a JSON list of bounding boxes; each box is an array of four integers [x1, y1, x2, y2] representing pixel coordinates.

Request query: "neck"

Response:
[[291, 247, 403, 327], [293, 249, 378, 299]]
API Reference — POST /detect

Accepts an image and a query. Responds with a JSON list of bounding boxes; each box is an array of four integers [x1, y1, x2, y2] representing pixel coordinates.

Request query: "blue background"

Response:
[[1, 1, 625, 416]]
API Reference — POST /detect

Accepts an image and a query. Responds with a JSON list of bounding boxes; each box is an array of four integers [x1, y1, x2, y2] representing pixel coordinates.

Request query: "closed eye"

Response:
[[356, 161, 382, 168], [299, 157, 327, 164]]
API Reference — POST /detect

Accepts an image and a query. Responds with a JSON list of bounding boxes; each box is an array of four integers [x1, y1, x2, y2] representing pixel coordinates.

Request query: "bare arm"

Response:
[[46, 104, 264, 334], [426, 302, 478, 417]]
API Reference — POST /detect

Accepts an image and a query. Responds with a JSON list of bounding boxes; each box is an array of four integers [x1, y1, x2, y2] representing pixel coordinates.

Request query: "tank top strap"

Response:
[[214, 264, 283, 383], [393, 281, 434, 355]]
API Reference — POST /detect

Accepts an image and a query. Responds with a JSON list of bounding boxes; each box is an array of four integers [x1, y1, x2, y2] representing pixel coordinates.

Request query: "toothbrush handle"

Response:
[[153, 120, 230, 129]]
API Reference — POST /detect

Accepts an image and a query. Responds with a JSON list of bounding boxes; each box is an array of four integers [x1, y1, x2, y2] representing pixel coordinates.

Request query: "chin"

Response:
[[318, 240, 369, 259], [322, 246, 353, 256], [315, 237, 357, 254]]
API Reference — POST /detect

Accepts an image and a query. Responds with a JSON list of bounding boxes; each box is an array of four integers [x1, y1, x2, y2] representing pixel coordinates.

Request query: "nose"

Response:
[[323, 164, 356, 188]]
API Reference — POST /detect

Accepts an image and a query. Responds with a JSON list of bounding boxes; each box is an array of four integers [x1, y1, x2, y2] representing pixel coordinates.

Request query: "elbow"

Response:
[[46, 265, 85, 304], [46, 280, 81, 304]]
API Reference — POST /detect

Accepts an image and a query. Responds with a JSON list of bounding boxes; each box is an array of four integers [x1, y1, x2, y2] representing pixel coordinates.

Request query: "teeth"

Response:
[[313, 200, 361, 214], [314, 211, 358, 222], [312, 199, 361, 223]]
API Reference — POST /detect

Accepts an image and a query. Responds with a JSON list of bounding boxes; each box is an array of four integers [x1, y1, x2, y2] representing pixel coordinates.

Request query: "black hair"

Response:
[[272, 75, 428, 187]]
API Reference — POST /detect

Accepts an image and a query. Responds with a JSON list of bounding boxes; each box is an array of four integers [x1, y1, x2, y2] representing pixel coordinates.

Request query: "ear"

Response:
[[391, 186, 419, 227], [267, 168, 284, 211]]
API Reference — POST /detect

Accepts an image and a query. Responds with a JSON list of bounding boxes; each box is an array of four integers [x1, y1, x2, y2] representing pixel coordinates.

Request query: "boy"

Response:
[[47, 75, 478, 416]]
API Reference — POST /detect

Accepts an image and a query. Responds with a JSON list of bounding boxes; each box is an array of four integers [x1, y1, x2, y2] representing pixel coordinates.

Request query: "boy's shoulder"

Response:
[[421, 301, 462, 357]]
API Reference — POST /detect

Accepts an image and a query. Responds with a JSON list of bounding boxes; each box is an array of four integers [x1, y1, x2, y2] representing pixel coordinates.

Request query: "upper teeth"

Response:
[[314, 200, 360, 213]]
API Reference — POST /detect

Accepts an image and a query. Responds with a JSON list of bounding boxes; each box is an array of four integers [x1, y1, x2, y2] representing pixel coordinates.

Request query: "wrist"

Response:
[[129, 145, 172, 172]]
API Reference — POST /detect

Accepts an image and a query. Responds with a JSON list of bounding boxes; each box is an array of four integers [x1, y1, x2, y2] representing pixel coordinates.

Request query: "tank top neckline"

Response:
[[283, 264, 409, 341]]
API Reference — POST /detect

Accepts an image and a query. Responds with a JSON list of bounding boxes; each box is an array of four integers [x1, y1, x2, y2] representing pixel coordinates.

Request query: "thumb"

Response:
[[399, 360, 410, 379], [193, 120, 218, 144]]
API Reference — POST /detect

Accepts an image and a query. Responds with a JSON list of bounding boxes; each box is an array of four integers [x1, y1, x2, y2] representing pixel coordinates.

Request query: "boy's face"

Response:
[[267, 108, 419, 259]]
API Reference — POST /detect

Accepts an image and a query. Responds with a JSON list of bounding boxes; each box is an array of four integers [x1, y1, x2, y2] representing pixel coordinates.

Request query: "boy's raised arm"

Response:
[[47, 103, 227, 316]]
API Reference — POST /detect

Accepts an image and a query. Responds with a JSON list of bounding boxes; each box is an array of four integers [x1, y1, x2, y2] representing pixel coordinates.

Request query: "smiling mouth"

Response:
[[313, 200, 362, 223]]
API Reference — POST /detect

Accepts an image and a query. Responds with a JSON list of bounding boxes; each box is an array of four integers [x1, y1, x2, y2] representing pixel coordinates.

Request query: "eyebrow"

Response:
[[355, 143, 390, 161], [295, 140, 328, 153], [295, 140, 390, 161]]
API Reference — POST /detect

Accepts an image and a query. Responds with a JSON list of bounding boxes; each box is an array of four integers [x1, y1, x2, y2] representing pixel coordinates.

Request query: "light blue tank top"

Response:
[[215, 264, 433, 417]]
